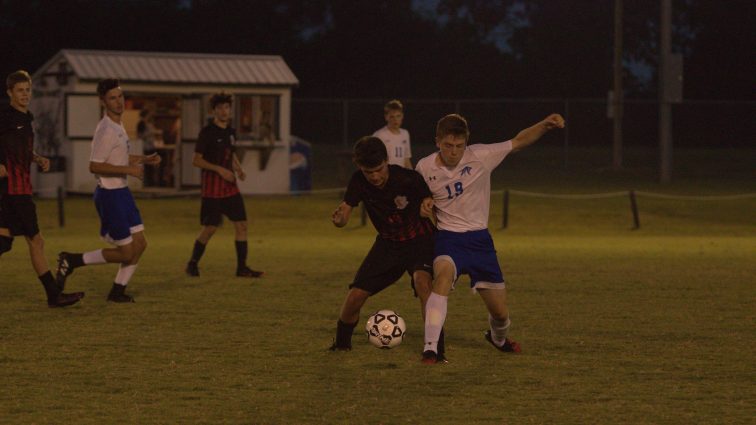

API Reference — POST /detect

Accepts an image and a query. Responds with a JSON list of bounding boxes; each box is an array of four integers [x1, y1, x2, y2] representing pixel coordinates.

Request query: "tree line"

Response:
[[1, 0, 753, 100]]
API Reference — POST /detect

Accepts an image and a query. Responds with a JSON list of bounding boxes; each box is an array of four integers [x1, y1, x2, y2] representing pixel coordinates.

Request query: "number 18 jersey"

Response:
[[415, 141, 512, 232]]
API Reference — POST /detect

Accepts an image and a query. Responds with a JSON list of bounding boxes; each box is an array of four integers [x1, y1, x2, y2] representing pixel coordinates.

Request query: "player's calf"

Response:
[[0, 235, 13, 256]]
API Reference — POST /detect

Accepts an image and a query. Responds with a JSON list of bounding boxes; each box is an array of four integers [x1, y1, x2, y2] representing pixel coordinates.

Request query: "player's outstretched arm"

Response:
[[332, 202, 353, 228], [511, 113, 565, 152]]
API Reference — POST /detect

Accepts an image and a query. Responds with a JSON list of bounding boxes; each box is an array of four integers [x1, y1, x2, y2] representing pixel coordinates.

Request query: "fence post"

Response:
[[502, 190, 509, 229], [57, 186, 65, 227], [629, 190, 640, 229]]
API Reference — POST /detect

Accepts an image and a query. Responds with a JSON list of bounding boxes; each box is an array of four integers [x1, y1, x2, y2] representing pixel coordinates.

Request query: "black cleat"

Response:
[[185, 261, 200, 277], [48, 291, 85, 308], [55, 252, 76, 290], [107, 284, 135, 303], [484, 330, 521, 353], [436, 352, 449, 364], [236, 266, 264, 278], [421, 350, 439, 364], [328, 342, 351, 352]]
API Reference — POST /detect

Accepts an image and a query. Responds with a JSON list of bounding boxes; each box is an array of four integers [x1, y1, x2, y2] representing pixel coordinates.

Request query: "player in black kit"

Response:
[[329, 136, 445, 359]]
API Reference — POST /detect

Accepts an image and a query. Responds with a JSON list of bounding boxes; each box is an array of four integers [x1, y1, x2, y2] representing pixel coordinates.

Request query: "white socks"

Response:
[[115, 264, 137, 286], [424, 292, 448, 353], [489, 315, 511, 346], [83, 249, 106, 265]]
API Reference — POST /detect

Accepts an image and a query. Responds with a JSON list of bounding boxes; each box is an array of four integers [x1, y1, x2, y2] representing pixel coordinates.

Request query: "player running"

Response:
[[0, 70, 84, 307], [55, 78, 161, 303], [329, 136, 445, 359], [415, 113, 565, 363]]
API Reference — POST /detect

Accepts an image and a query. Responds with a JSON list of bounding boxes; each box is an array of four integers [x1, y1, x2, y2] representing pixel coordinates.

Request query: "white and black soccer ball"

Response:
[[365, 309, 406, 349]]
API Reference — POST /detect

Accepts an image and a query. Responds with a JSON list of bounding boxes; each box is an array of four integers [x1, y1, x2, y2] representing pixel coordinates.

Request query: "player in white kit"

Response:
[[415, 113, 565, 363], [55, 78, 161, 303], [373, 100, 412, 168]]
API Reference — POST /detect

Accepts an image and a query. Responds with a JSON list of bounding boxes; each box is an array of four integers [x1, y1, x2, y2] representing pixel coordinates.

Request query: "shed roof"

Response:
[[35, 49, 299, 86]]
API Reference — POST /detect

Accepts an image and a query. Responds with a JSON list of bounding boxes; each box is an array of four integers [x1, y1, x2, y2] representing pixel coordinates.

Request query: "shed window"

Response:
[[236, 95, 279, 141]]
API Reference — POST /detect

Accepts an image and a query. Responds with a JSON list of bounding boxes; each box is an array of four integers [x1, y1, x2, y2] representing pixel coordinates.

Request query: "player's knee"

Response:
[[234, 221, 247, 234], [118, 244, 135, 261], [0, 236, 13, 255]]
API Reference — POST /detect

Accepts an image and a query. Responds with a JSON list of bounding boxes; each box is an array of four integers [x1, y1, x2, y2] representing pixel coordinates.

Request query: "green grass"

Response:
[[1, 148, 755, 424]]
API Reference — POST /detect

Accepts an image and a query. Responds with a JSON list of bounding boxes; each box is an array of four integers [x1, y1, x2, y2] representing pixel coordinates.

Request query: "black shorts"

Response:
[[0, 195, 40, 237], [350, 233, 434, 295], [200, 193, 247, 226]]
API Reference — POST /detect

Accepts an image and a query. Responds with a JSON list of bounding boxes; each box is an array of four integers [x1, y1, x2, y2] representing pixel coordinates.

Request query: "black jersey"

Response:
[[195, 122, 239, 198], [344, 165, 434, 241], [0, 106, 34, 195]]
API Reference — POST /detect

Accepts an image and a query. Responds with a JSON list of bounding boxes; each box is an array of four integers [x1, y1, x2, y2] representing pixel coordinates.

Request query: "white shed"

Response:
[[31, 49, 299, 195]]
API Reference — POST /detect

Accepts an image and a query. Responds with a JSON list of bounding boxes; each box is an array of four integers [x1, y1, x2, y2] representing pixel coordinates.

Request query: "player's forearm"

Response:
[[89, 161, 132, 176], [511, 120, 550, 152], [192, 155, 225, 174]]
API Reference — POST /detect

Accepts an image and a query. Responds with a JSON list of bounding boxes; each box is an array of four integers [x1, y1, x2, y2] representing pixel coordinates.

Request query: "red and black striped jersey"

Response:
[[0, 106, 34, 195], [344, 165, 435, 242], [195, 123, 240, 198]]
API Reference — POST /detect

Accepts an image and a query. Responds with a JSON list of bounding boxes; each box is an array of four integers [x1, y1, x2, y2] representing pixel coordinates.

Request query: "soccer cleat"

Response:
[[236, 266, 264, 278], [484, 330, 522, 353], [185, 261, 200, 277], [436, 352, 449, 364], [55, 252, 76, 290], [107, 284, 135, 303], [48, 291, 85, 308], [328, 342, 352, 352], [421, 350, 439, 364]]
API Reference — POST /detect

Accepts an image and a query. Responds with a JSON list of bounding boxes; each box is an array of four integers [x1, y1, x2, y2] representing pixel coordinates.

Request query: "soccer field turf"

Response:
[[1, 185, 754, 423]]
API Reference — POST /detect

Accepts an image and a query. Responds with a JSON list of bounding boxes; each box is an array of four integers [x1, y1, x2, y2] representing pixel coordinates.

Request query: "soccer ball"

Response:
[[365, 309, 406, 349]]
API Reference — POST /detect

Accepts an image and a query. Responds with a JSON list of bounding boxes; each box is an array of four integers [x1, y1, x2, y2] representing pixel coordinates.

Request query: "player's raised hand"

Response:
[[217, 167, 236, 182], [544, 114, 565, 130]]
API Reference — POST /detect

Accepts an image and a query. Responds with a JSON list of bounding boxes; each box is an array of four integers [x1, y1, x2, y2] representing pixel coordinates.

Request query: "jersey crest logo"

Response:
[[394, 195, 408, 210], [460, 166, 473, 176]]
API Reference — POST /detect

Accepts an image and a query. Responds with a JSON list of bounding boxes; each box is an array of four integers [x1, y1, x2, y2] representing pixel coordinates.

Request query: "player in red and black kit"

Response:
[[0, 70, 84, 307], [185, 93, 263, 278], [329, 136, 446, 359]]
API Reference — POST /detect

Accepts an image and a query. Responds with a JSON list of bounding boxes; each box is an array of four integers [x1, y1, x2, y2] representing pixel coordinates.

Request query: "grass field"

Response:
[[1, 148, 754, 424]]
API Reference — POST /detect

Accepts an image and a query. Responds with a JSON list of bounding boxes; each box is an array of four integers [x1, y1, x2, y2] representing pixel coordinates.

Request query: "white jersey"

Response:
[[373, 126, 411, 166], [415, 141, 513, 232], [90, 115, 130, 189]]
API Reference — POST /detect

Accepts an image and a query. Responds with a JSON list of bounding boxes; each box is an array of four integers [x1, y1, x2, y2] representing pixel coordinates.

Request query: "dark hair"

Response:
[[436, 114, 470, 140], [6, 70, 31, 90], [353, 136, 388, 168], [383, 99, 403, 113], [210, 93, 232, 109], [97, 78, 120, 98]]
